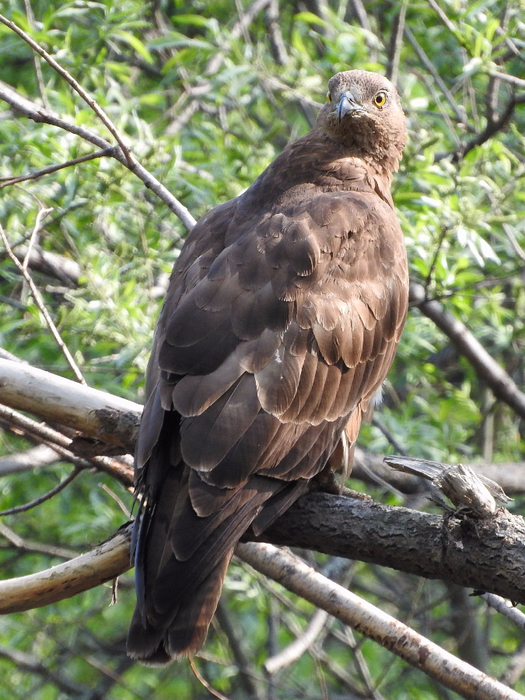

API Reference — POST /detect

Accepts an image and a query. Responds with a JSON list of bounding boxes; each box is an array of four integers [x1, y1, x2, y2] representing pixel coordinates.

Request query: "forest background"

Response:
[[1, 0, 525, 698]]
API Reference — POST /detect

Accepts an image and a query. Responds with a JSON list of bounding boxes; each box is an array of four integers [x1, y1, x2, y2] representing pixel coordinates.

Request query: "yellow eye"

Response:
[[326, 91, 332, 103], [374, 92, 387, 108]]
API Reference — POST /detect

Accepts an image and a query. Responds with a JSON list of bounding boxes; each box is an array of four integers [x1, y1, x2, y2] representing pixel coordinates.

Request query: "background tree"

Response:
[[0, 0, 525, 698]]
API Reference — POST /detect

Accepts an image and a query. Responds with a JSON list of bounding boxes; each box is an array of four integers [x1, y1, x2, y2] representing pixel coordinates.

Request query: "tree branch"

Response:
[[0, 359, 140, 452], [410, 284, 525, 420], [238, 543, 524, 700], [0, 79, 196, 231], [1, 522, 521, 700]]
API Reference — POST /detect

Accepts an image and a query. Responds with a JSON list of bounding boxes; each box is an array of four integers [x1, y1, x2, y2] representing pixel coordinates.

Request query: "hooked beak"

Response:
[[337, 92, 365, 122]]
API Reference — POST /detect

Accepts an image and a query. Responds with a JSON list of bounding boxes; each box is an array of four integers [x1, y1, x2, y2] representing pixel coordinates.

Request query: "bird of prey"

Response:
[[127, 69, 409, 664]]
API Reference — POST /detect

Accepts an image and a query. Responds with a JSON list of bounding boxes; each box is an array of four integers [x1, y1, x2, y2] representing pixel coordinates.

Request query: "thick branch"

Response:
[[0, 526, 133, 613], [2, 362, 525, 603], [0, 359, 140, 451], [257, 492, 525, 604], [2, 493, 525, 612], [1, 517, 523, 700]]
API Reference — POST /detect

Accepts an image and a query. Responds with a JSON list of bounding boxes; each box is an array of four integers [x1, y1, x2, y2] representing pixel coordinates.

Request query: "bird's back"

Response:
[[127, 69, 409, 664]]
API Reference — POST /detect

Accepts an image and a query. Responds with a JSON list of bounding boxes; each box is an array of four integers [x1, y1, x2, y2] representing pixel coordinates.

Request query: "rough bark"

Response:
[[255, 492, 525, 604]]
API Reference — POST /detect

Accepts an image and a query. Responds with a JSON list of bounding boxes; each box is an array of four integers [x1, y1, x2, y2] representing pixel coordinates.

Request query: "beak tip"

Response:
[[337, 93, 364, 122]]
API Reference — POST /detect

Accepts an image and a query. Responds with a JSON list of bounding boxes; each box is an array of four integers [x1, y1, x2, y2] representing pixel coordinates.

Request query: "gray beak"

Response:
[[337, 92, 365, 122]]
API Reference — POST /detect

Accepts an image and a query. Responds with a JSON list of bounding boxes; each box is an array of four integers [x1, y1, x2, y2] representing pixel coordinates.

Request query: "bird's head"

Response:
[[316, 70, 406, 170]]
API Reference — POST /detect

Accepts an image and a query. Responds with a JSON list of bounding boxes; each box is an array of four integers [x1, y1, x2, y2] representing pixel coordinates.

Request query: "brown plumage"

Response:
[[127, 70, 409, 664]]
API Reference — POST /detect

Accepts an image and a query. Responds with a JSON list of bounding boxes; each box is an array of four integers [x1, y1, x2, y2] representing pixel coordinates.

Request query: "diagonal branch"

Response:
[[0, 80, 196, 230], [410, 284, 525, 420], [238, 543, 523, 700], [1, 221, 86, 384], [0, 13, 132, 162]]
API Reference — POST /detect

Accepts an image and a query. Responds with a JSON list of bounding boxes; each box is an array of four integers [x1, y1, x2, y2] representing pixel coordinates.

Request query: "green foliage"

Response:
[[0, 0, 524, 697]]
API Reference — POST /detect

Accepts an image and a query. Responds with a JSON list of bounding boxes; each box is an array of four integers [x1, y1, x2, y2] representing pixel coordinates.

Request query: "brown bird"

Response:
[[127, 69, 409, 664]]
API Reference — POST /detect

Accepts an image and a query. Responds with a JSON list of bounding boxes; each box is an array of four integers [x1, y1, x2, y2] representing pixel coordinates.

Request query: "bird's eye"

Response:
[[374, 92, 387, 108], [326, 91, 332, 103]]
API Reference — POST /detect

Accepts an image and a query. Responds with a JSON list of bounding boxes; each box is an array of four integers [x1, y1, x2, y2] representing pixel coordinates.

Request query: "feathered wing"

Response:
[[127, 138, 408, 662]]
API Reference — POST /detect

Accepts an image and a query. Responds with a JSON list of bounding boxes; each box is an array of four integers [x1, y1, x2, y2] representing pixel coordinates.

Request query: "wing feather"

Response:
[[130, 154, 409, 664]]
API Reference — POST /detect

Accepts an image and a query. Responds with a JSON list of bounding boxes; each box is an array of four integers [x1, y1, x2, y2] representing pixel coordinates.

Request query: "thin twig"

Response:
[[404, 27, 469, 127], [0, 221, 86, 384], [386, 0, 408, 87], [266, 0, 288, 65], [22, 0, 50, 111], [189, 658, 232, 700], [0, 148, 114, 190], [489, 70, 525, 90], [0, 466, 82, 516], [454, 96, 517, 161], [22, 206, 48, 273], [426, 0, 458, 34], [482, 593, 525, 632], [0, 520, 77, 559], [0, 444, 60, 477], [0, 81, 196, 230], [0, 403, 134, 487], [0, 13, 132, 163], [265, 608, 329, 674], [410, 283, 525, 420]]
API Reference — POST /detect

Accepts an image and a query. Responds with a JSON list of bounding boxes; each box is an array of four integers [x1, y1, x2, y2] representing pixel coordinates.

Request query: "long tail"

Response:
[[126, 464, 307, 664]]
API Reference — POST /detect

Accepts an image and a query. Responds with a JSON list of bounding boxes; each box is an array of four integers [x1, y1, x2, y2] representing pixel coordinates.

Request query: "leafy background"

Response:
[[0, 0, 524, 697]]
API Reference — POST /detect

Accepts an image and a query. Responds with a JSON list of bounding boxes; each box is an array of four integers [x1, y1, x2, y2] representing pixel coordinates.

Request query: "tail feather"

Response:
[[127, 458, 303, 663], [127, 552, 232, 663]]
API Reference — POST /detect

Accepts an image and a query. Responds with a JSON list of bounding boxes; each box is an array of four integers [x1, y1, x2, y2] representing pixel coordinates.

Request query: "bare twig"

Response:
[[0, 520, 77, 559], [386, 0, 408, 87], [0, 148, 114, 190], [1, 220, 86, 384], [0, 444, 60, 476], [482, 594, 525, 632], [503, 222, 525, 264], [0, 403, 134, 487], [452, 96, 517, 162], [266, 0, 288, 65], [404, 27, 468, 126], [265, 608, 329, 674], [9, 245, 81, 286], [0, 80, 196, 230], [22, 0, 50, 111], [348, 0, 372, 30], [22, 205, 49, 272], [189, 658, 232, 700], [426, 0, 458, 35], [0, 466, 83, 516], [343, 626, 386, 700], [0, 13, 132, 162], [215, 601, 265, 699], [489, 71, 525, 90], [501, 640, 525, 687]]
